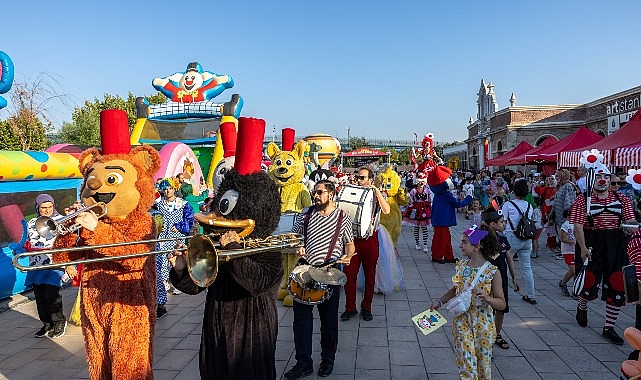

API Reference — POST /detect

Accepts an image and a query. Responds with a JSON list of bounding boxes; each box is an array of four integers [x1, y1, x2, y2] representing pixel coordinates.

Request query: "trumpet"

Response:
[[35, 202, 108, 239], [12, 232, 304, 287]]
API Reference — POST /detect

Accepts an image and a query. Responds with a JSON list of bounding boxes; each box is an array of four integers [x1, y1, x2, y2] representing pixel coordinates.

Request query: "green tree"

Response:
[[347, 136, 368, 151], [0, 76, 66, 151], [58, 92, 166, 146]]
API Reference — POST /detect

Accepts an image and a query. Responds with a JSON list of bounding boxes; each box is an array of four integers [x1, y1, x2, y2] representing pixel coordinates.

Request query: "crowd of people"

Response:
[[23, 158, 641, 379]]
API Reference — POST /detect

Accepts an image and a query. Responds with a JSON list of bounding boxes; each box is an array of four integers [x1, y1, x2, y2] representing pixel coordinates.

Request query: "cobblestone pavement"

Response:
[[0, 212, 633, 379]]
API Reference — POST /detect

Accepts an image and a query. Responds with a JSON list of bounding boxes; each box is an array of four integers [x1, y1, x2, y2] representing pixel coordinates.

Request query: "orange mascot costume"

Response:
[[53, 109, 161, 380]]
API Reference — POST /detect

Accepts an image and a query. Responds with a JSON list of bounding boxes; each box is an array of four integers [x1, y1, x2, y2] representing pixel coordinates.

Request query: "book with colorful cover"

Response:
[[411, 309, 447, 335]]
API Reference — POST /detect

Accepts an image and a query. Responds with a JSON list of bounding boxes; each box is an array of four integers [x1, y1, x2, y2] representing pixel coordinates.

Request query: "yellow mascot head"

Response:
[[374, 165, 402, 197], [266, 139, 308, 188]]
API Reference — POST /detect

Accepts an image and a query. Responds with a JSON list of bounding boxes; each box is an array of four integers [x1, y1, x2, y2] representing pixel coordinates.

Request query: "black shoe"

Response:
[[361, 310, 373, 321], [576, 307, 587, 327], [602, 327, 624, 345], [157, 305, 167, 319], [431, 258, 446, 264], [48, 320, 67, 339], [445, 258, 459, 263], [35, 323, 52, 338], [340, 310, 358, 321], [284, 365, 313, 379], [318, 360, 334, 377]]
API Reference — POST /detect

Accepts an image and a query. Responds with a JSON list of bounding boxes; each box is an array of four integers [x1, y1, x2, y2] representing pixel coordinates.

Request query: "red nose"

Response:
[[598, 180, 606, 185]]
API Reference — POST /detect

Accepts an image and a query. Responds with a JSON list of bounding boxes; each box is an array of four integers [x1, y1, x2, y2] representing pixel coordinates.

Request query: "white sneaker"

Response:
[[415, 244, 421, 250], [164, 282, 171, 292], [423, 244, 429, 253], [172, 289, 182, 295]]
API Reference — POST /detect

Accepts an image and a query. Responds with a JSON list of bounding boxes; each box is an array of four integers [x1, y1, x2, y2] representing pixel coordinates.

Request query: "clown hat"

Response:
[[186, 62, 203, 74], [100, 109, 131, 155], [219, 122, 237, 158], [427, 165, 452, 187], [464, 225, 489, 245], [234, 117, 266, 175], [282, 128, 295, 151], [416, 172, 427, 184]]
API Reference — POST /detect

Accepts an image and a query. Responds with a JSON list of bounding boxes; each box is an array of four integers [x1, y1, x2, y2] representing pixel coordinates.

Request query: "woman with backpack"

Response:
[[502, 179, 538, 305]]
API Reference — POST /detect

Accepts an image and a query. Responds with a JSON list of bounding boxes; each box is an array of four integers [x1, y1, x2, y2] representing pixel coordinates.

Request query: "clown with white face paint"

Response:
[[569, 151, 636, 345]]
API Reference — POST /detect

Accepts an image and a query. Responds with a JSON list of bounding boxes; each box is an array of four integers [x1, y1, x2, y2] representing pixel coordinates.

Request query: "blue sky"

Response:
[[2, 1, 640, 143]]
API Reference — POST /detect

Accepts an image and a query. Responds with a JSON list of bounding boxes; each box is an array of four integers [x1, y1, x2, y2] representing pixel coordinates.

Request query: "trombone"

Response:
[[12, 232, 304, 287], [35, 202, 108, 240]]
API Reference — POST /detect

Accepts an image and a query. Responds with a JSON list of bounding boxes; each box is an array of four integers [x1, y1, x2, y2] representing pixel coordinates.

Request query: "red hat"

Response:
[[219, 122, 237, 158], [282, 128, 295, 151], [100, 109, 131, 155], [427, 165, 452, 187], [234, 117, 266, 175]]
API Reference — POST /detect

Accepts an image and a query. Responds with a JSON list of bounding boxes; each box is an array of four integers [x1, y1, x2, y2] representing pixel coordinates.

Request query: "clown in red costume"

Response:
[[153, 62, 233, 103]]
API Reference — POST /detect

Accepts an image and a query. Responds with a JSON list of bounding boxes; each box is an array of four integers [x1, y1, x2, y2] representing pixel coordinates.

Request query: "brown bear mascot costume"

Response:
[[53, 109, 161, 380], [169, 117, 283, 380]]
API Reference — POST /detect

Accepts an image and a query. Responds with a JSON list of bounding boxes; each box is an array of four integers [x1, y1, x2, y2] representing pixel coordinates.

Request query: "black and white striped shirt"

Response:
[[292, 208, 354, 265]]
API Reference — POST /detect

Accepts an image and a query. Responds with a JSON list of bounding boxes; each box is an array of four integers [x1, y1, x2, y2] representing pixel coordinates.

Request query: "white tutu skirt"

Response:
[[356, 225, 405, 294]]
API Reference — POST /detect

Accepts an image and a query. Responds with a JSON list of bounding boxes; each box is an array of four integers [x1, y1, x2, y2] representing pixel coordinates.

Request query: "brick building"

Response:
[[465, 80, 641, 171]]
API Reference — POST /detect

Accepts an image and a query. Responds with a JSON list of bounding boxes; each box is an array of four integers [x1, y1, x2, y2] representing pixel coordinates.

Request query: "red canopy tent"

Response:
[[485, 141, 533, 167], [524, 127, 603, 163], [503, 136, 558, 166], [559, 110, 641, 168], [341, 147, 390, 166]]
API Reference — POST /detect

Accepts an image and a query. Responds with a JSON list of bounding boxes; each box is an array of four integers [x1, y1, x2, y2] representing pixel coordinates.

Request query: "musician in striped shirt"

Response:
[[285, 179, 355, 379], [569, 167, 635, 345]]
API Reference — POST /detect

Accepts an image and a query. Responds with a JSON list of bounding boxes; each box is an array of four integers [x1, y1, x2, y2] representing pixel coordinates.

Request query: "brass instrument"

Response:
[[12, 233, 303, 287], [35, 202, 108, 239]]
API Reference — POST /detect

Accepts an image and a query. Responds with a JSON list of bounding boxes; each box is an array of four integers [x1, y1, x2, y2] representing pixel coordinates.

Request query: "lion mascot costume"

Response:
[[266, 128, 312, 306], [53, 109, 161, 380]]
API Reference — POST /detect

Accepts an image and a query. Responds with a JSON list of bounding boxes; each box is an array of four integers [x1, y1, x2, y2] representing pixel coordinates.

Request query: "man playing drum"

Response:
[[341, 166, 391, 322], [284, 179, 356, 379]]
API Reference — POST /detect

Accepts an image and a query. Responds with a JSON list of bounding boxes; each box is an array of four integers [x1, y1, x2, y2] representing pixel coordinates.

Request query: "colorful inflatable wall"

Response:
[[0, 149, 82, 299]]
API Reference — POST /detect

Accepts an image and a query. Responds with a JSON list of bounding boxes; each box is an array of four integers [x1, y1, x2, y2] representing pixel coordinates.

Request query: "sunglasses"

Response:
[[356, 175, 370, 181], [313, 189, 328, 196]]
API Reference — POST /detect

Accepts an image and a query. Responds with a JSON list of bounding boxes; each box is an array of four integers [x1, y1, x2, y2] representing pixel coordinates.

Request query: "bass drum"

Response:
[[335, 184, 380, 239], [287, 265, 331, 305]]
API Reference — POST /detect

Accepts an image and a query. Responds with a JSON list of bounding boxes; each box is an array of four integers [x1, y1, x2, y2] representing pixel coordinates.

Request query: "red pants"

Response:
[[432, 226, 454, 261], [344, 233, 379, 312]]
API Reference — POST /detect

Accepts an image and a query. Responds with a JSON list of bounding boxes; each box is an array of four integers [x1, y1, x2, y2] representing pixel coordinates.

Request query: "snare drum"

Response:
[[336, 184, 381, 239], [287, 265, 332, 305]]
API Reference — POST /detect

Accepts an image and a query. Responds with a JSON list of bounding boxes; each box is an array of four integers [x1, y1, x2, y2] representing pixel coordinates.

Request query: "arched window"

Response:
[[496, 140, 503, 153], [472, 147, 477, 156]]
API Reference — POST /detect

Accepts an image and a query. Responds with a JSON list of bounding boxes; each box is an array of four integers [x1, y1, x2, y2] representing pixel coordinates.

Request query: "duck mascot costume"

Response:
[[428, 165, 472, 264], [266, 128, 312, 306], [52, 109, 161, 380]]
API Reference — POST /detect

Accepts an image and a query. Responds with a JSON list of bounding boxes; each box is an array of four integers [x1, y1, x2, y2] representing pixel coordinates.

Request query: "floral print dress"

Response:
[[451, 259, 497, 380]]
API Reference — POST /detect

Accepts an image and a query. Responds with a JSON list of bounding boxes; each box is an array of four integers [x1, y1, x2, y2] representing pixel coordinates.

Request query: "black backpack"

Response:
[[507, 201, 536, 240]]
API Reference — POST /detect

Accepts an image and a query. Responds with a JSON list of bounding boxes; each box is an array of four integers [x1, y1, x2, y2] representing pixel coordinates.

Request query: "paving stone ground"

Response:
[[0, 212, 633, 379]]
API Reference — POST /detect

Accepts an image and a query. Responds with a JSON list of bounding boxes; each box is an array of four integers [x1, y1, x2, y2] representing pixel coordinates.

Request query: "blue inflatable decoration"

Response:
[[0, 51, 14, 109]]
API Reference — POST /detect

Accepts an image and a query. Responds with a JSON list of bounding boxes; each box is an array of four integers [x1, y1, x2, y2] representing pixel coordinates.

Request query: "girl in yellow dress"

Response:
[[430, 226, 505, 379]]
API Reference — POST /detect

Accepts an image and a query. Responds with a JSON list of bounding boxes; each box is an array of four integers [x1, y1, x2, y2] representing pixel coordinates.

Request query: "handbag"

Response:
[[445, 261, 491, 317]]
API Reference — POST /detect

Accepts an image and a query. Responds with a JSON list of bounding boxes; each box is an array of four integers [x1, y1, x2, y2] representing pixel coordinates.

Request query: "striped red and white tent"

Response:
[[616, 142, 641, 168], [559, 110, 641, 168], [559, 149, 612, 168]]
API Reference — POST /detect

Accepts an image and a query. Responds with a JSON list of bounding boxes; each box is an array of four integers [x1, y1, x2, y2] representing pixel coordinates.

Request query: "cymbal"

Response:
[[308, 266, 347, 286]]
